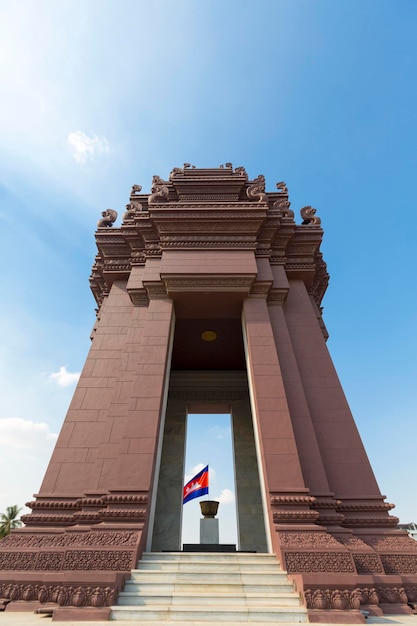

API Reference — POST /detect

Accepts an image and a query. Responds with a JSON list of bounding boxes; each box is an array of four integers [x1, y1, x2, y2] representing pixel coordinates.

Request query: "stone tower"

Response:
[[1, 165, 416, 621]]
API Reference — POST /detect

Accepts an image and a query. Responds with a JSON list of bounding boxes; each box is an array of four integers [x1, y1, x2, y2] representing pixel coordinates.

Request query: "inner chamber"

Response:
[[150, 293, 268, 553]]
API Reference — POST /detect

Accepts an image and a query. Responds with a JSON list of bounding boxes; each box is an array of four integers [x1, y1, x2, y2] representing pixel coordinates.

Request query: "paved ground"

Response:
[[0, 612, 416, 626]]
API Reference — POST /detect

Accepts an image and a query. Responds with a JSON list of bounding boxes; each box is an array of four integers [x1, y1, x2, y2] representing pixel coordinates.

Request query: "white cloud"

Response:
[[67, 131, 110, 164], [0, 417, 57, 450], [217, 488, 235, 505], [0, 418, 58, 513], [185, 464, 216, 484], [49, 365, 80, 387]]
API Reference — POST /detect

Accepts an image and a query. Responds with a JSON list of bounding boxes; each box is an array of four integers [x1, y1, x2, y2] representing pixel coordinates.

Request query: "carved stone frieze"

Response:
[[0, 530, 139, 548], [353, 553, 384, 574], [0, 583, 116, 607], [279, 533, 343, 548], [285, 552, 355, 573], [342, 516, 399, 527], [273, 510, 320, 523], [359, 535, 417, 551], [62, 550, 134, 571], [380, 554, 417, 574], [162, 275, 255, 294], [0, 552, 37, 570], [271, 495, 316, 505]]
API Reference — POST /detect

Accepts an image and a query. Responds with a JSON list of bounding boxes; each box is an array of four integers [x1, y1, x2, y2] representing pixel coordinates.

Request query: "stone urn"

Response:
[[200, 500, 219, 518]]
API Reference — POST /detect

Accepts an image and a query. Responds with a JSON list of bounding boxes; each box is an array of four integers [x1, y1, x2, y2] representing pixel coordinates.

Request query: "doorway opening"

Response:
[[181, 412, 238, 547]]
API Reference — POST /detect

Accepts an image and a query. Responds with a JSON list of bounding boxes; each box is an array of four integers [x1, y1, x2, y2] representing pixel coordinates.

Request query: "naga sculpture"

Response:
[[300, 205, 321, 226], [97, 209, 117, 228], [148, 175, 169, 205], [170, 163, 196, 177], [122, 203, 139, 222], [273, 199, 294, 218], [246, 174, 267, 203], [276, 181, 288, 194]]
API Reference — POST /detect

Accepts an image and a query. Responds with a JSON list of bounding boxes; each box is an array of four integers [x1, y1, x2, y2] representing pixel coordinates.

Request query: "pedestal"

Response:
[[200, 518, 219, 544]]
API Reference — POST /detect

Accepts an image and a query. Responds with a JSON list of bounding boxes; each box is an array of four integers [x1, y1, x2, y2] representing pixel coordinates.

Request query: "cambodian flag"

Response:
[[183, 465, 209, 504]]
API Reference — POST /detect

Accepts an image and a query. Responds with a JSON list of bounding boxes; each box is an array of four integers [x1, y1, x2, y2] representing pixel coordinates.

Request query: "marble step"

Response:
[[136, 561, 283, 573], [117, 591, 301, 606], [111, 552, 307, 623], [123, 581, 295, 594], [110, 605, 308, 622], [129, 570, 292, 585]]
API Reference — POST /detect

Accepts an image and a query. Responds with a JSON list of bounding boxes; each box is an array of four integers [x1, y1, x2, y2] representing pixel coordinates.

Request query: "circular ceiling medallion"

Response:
[[201, 330, 217, 342]]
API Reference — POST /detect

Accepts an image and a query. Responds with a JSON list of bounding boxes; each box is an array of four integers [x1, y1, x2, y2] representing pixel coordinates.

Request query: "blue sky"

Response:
[[1, 1, 416, 540]]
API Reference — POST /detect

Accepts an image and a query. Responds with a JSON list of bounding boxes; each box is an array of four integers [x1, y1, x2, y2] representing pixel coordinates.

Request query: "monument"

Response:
[[1, 165, 416, 621]]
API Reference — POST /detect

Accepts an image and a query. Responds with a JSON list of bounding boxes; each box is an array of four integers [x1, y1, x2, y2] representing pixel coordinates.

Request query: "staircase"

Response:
[[110, 552, 307, 624]]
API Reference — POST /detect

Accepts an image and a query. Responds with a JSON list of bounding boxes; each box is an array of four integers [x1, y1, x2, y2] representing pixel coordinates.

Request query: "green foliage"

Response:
[[0, 505, 23, 539]]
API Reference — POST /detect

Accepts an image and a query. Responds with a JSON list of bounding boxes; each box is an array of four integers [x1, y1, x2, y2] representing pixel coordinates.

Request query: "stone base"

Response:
[[200, 517, 219, 544], [379, 603, 414, 615], [5, 601, 40, 612], [308, 609, 365, 623], [183, 543, 236, 552], [52, 607, 111, 621]]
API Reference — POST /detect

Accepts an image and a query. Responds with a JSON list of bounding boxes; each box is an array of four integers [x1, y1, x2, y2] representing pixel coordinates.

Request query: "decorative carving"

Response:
[[285, 552, 355, 573], [97, 209, 118, 228], [148, 175, 169, 204], [105, 494, 147, 504], [131, 184, 142, 195], [271, 495, 316, 505], [300, 205, 321, 225], [338, 501, 395, 511], [219, 162, 233, 169], [280, 532, 343, 548], [342, 515, 399, 527], [33, 584, 116, 607], [404, 585, 417, 602], [336, 536, 373, 550], [273, 199, 294, 217], [378, 586, 408, 604], [0, 552, 37, 570], [381, 554, 417, 574], [273, 510, 320, 522], [34, 552, 64, 570], [276, 181, 288, 193], [353, 553, 384, 574], [122, 203, 137, 221], [1, 530, 139, 548], [234, 166, 246, 176], [359, 535, 417, 551], [170, 163, 196, 176], [247, 175, 267, 203], [62, 550, 134, 571]]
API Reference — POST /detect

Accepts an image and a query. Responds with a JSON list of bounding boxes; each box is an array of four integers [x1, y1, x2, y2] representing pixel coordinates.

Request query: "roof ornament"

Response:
[[219, 163, 233, 169], [170, 163, 196, 177], [122, 203, 140, 222], [300, 205, 321, 226], [97, 208, 117, 228], [131, 184, 142, 195], [148, 175, 169, 205], [234, 166, 246, 176], [273, 199, 294, 218], [246, 174, 267, 203], [276, 181, 288, 194]]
